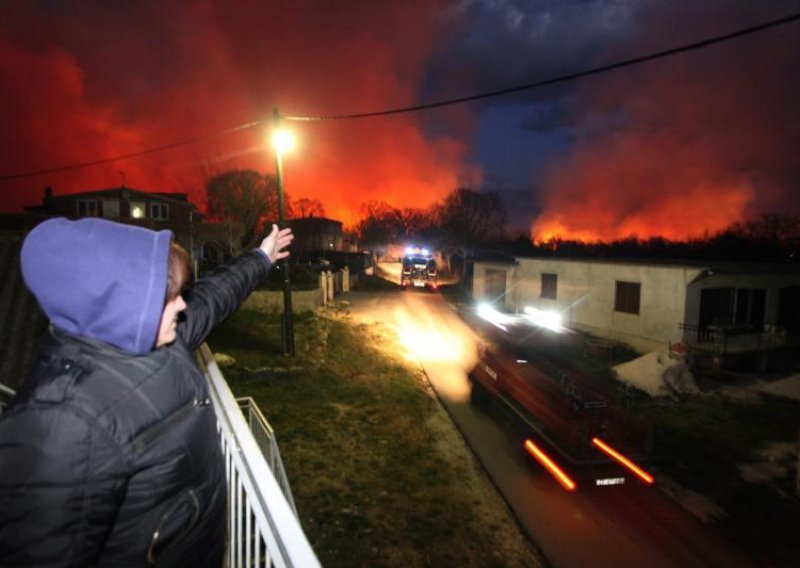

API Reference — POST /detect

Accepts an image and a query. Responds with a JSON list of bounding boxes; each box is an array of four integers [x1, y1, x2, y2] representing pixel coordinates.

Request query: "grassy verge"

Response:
[[207, 308, 541, 567]]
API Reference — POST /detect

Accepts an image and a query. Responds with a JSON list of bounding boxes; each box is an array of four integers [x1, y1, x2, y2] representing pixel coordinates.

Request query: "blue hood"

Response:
[[21, 217, 173, 354]]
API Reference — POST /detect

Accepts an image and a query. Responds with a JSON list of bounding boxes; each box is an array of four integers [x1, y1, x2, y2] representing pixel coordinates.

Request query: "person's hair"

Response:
[[166, 242, 191, 301]]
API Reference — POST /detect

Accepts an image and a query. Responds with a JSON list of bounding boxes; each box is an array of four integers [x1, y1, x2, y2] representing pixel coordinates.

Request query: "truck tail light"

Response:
[[592, 437, 654, 485], [524, 439, 577, 491]]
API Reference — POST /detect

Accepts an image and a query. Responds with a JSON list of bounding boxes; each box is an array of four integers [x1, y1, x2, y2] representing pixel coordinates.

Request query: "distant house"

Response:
[[287, 216, 344, 256], [23, 186, 201, 252], [472, 255, 800, 355]]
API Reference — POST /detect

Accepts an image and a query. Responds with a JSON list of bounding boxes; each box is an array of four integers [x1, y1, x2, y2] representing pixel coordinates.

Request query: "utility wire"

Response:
[[284, 10, 800, 121], [2, 10, 799, 181], [0, 121, 262, 181]]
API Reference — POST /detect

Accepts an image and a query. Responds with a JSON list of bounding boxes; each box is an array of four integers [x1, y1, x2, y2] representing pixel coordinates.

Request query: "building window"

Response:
[[102, 200, 119, 218], [541, 273, 557, 300], [615, 281, 641, 315], [76, 199, 99, 217], [130, 201, 146, 219], [150, 203, 169, 221]]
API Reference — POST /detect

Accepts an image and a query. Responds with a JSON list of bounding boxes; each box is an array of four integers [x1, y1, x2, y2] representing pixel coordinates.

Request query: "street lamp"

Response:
[[272, 107, 295, 356]]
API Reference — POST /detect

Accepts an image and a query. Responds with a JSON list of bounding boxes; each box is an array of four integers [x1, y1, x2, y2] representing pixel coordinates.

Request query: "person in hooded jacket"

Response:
[[0, 217, 293, 567]]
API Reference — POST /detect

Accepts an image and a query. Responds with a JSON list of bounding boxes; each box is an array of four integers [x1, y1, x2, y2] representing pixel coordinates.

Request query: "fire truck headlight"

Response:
[[523, 306, 563, 331], [477, 303, 513, 331]]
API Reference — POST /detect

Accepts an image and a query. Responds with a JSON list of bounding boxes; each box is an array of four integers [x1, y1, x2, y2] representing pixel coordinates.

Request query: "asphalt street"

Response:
[[343, 273, 753, 567]]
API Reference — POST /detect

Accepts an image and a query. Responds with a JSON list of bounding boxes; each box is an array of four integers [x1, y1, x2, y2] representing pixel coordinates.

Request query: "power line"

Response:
[[2, 10, 799, 181], [284, 10, 800, 121], [0, 121, 263, 182]]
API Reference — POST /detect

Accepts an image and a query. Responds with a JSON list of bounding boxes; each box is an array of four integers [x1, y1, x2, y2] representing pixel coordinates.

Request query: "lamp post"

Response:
[[272, 107, 295, 356]]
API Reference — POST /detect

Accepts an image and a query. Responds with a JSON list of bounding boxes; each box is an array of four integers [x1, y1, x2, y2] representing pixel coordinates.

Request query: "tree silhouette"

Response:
[[206, 169, 277, 255], [292, 198, 325, 219], [434, 188, 508, 256], [355, 201, 401, 247]]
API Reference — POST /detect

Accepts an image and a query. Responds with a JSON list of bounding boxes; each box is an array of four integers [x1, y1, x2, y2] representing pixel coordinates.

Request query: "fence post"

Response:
[[343, 266, 350, 292], [326, 271, 334, 302], [319, 273, 327, 306]]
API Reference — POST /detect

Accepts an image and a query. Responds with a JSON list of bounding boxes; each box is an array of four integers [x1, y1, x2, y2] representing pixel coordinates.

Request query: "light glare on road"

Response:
[[395, 308, 466, 364]]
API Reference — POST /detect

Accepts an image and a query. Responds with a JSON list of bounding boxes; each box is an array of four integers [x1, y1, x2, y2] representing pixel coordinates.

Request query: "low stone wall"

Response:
[[242, 268, 352, 314], [243, 288, 324, 313]]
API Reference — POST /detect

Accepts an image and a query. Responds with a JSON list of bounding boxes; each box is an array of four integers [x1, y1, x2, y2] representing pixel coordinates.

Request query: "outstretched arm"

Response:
[[259, 224, 294, 264], [179, 225, 293, 349]]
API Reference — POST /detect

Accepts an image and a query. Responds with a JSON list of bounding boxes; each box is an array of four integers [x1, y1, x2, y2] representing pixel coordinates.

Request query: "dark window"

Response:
[[734, 288, 766, 328], [777, 286, 800, 332], [150, 203, 169, 221], [76, 199, 98, 217], [541, 273, 557, 299], [102, 200, 119, 218], [614, 281, 641, 315], [699, 288, 734, 327]]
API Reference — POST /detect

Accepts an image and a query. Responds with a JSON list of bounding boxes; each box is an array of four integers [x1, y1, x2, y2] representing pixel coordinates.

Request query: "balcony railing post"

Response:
[[198, 345, 319, 568]]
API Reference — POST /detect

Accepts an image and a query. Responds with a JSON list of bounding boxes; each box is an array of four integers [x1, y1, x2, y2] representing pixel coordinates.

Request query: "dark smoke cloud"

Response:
[[423, 0, 800, 241], [0, 0, 476, 224], [3, 1, 798, 239], [531, 1, 800, 240]]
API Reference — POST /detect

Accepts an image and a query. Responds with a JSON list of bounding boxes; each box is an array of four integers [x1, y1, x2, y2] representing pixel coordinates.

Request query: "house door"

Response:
[[484, 269, 507, 306]]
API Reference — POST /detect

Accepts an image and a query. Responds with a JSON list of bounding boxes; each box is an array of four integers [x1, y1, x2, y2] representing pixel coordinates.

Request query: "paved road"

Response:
[[343, 285, 753, 568]]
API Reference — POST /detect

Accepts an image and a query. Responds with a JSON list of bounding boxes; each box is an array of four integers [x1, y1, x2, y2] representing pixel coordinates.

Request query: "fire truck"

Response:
[[469, 307, 654, 491], [400, 247, 438, 290]]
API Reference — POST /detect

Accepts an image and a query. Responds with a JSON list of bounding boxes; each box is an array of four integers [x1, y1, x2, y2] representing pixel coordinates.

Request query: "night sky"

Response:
[[2, 0, 799, 239]]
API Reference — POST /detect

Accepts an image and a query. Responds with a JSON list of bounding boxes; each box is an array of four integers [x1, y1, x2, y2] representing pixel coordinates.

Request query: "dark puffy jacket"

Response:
[[0, 218, 271, 566]]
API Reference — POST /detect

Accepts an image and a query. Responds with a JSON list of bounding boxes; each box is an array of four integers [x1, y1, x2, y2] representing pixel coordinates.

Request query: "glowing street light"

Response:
[[272, 129, 295, 155], [272, 107, 295, 355]]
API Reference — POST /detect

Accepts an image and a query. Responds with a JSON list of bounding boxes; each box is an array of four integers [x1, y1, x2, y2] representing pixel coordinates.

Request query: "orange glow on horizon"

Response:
[[0, 3, 481, 219], [530, 184, 754, 244]]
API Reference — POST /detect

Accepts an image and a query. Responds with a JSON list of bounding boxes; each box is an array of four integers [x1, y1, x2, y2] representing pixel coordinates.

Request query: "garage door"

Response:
[[485, 269, 507, 306]]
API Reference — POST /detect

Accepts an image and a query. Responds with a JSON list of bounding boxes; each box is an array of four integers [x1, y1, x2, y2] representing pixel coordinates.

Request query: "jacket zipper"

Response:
[[147, 489, 201, 565], [133, 398, 209, 452]]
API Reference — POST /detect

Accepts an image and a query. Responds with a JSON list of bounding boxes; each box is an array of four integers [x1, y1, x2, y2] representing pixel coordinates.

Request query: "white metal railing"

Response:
[[0, 382, 15, 415], [198, 344, 320, 568], [236, 397, 298, 517]]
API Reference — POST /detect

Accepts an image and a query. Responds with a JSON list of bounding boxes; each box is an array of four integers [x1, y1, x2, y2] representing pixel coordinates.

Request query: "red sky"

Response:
[[0, 1, 475, 226], [531, 5, 800, 242], [2, 1, 799, 240]]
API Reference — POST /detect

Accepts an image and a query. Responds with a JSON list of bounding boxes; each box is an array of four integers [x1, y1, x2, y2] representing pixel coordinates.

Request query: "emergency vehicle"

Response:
[[470, 306, 654, 491], [400, 247, 438, 290]]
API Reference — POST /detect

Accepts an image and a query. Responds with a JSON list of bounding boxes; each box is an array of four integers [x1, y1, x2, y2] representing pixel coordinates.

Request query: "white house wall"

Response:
[[473, 259, 704, 353]]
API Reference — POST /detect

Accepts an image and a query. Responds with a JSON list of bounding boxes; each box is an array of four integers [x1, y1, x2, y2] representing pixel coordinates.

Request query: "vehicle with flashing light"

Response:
[[469, 304, 654, 492], [401, 246, 438, 290]]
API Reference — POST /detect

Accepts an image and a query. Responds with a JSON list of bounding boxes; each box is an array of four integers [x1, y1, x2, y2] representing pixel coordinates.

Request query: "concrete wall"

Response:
[[242, 288, 325, 313], [242, 268, 353, 314], [473, 258, 704, 353]]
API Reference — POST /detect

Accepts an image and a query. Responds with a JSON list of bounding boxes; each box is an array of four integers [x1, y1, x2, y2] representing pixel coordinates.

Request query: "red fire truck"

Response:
[[400, 247, 438, 290], [469, 331, 654, 491]]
